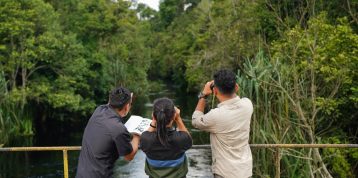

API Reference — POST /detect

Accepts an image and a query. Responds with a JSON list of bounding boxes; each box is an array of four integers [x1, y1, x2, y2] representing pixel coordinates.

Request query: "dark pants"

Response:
[[150, 177, 185, 178]]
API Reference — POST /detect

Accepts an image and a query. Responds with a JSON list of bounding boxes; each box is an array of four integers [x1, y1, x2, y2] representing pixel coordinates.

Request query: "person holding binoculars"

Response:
[[141, 98, 192, 178], [192, 69, 254, 178]]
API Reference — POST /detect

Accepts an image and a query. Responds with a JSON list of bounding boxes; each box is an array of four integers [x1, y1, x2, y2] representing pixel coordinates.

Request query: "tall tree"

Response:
[[271, 13, 357, 178], [0, 0, 92, 118]]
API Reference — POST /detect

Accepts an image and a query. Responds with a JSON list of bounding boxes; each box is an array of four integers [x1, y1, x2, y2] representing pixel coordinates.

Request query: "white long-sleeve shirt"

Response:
[[192, 96, 253, 178]]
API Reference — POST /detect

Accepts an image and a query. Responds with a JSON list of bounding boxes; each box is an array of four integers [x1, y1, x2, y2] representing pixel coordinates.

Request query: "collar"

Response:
[[106, 104, 125, 123], [217, 96, 241, 108]]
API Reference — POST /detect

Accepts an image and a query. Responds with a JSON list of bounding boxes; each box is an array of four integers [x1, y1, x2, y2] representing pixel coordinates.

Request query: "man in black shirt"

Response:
[[76, 87, 140, 178]]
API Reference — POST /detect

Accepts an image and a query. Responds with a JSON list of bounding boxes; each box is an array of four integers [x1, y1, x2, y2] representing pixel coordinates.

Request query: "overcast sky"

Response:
[[137, 0, 160, 11]]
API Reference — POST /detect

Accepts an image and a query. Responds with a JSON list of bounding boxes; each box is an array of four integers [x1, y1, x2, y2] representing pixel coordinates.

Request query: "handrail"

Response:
[[192, 144, 358, 148], [1, 144, 357, 178], [0, 146, 81, 151], [1, 144, 357, 151]]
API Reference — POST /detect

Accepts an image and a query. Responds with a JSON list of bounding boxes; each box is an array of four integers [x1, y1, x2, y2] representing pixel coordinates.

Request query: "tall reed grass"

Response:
[[0, 71, 33, 146], [237, 51, 321, 177]]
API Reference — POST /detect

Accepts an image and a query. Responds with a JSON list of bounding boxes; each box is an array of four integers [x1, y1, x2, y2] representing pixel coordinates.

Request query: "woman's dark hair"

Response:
[[213, 69, 237, 95], [109, 87, 131, 110], [153, 98, 176, 147]]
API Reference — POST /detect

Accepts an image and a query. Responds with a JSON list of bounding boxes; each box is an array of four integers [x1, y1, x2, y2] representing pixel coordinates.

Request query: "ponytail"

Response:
[[156, 111, 169, 147], [153, 98, 175, 147]]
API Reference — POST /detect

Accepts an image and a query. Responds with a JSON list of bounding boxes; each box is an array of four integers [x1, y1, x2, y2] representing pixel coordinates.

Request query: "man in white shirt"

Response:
[[192, 69, 253, 178]]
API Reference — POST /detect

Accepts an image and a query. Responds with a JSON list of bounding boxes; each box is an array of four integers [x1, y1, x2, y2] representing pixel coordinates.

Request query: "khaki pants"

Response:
[[214, 174, 251, 178]]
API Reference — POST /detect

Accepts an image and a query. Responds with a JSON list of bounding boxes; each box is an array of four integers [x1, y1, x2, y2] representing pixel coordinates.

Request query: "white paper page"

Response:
[[124, 115, 151, 135]]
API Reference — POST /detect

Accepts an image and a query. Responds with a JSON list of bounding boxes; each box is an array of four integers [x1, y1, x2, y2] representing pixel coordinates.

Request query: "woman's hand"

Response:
[[174, 107, 190, 136], [174, 107, 181, 122]]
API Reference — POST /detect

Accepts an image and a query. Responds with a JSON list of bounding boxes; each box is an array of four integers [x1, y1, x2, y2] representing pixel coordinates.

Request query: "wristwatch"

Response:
[[198, 92, 209, 99]]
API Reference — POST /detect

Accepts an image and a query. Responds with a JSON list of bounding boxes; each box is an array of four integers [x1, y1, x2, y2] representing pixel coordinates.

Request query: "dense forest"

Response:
[[0, 0, 357, 177]]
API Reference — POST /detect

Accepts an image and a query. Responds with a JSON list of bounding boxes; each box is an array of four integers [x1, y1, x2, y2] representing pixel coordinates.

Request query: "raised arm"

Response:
[[174, 107, 190, 136], [192, 81, 217, 132]]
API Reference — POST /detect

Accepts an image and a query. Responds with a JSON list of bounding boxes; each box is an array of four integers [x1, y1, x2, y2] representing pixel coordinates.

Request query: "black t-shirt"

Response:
[[76, 105, 133, 178], [140, 130, 192, 160]]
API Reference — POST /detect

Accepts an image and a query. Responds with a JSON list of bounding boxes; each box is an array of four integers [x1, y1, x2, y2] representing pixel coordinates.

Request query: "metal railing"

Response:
[[0, 146, 80, 178], [1, 144, 357, 178]]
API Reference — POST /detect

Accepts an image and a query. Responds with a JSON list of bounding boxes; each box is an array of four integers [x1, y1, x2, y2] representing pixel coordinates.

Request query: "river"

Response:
[[0, 83, 213, 178]]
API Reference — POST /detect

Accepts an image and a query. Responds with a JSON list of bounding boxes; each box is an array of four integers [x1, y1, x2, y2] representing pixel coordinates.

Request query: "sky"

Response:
[[137, 0, 160, 11]]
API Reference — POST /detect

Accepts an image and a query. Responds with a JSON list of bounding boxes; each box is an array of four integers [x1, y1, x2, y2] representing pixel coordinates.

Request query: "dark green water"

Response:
[[0, 84, 213, 178]]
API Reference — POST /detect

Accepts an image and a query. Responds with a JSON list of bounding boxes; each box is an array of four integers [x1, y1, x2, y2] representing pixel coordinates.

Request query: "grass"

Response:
[[237, 51, 313, 177], [0, 71, 33, 146]]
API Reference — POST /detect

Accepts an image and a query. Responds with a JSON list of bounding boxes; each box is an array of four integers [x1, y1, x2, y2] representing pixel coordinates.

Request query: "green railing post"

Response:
[[63, 150, 69, 178]]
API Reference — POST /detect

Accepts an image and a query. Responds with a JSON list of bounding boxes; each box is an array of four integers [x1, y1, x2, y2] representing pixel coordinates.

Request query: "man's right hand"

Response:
[[195, 81, 213, 112]]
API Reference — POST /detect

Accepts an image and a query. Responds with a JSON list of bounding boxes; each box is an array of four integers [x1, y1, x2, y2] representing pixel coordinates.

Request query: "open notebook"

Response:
[[124, 115, 151, 135]]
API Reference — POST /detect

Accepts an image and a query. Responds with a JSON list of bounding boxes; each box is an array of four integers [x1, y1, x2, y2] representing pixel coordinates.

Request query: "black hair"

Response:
[[213, 69, 237, 95], [153, 98, 175, 147], [109, 87, 131, 110]]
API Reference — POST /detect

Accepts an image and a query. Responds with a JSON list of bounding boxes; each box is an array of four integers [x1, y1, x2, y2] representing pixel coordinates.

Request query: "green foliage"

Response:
[[0, 0, 152, 144], [322, 137, 357, 178], [136, 3, 157, 20], [245, 13, 357, 177], [57, 0, 152, 95], [158, 0, 185, 28], [0, 0, 95, 114], [271, 13, 358, 140], [150, 0, 262, 90], [0, 71, 33, 146]]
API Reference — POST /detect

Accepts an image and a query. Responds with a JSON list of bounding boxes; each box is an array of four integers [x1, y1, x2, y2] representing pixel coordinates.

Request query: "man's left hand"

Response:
[[202, 80, 214, 96]]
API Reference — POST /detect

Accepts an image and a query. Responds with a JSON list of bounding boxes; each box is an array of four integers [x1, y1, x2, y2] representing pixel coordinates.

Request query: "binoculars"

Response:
[[210, 83, 215, 91]]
